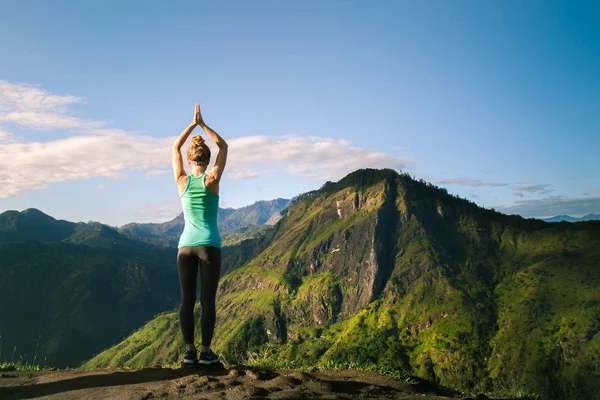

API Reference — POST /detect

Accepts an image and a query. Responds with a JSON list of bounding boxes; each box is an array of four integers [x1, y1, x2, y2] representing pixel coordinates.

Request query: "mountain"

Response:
[[582, 213, 600, 221], [116, 214, 185, 248], [543, 215, 580, 222], [83, 169, 600, 400], [118, 198, 290, 247], [0, 246, 179, 369], [544, 214, 600, 223], [217, 198, 291, 232], [0, 208, 77, 242], [0, 209, 265, 368], [221, 224, 273, 247]]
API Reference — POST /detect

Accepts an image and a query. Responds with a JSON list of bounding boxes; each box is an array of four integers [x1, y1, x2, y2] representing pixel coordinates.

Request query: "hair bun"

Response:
[[187, 134, 211, 163], [191, 135, 205, 147]]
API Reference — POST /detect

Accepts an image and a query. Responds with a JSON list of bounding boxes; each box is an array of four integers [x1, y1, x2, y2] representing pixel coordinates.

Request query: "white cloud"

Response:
[[226, 168, 262, 179], [0, 80, 90, 130], [97, 184, 104, 190], [134, 199, 182, 223], [0, 111, 86, 130], [0, 132, 172, 198], [0, 132, 412, 198], [0, 129, 13, 142], [514, 184, 551, 193], [513, 183, 551, 197], [429, 177, 509, 187], [0, 80, 413, 199], [0, 81, 83, 110], [225, 136, 411, 181], [497, 196, 600, 218], [144, 169, 170, 178]]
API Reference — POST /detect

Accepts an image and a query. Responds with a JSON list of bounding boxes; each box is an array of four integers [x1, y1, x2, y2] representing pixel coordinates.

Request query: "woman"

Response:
[[172, 103, 228, 365]]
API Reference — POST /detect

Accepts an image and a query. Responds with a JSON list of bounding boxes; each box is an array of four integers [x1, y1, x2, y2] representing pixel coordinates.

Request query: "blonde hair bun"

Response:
[[191, 135, 205, 147], [187, 135, 211, 164]]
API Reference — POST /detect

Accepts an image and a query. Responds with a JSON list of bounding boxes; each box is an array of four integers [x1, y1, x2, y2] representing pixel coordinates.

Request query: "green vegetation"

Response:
[[0, 238, 182, 369], [0, 361, 45, 372], [245, 347, 419, 384], [86, 168, 599, 399], [0, 204, 278, 369], [6, 169, 598, 400], [221, 225, 272, 246], [81, 312, 182, 369]]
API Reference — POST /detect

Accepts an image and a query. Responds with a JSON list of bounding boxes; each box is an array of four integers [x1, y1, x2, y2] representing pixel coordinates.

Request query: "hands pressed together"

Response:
[[173, 101, 227, 182], [192, 103, 205, 127], [175, 102, 226, 151]]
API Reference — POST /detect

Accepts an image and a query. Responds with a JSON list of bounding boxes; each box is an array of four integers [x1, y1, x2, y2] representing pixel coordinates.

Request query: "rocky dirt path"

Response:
[[0, 364, 494, 399]]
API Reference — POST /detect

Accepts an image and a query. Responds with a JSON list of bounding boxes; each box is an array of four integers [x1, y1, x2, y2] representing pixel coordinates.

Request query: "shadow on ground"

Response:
[[0, 364, 227, 399]]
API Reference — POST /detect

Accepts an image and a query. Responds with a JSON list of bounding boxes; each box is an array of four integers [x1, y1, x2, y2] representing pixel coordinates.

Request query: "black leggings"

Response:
[[177, 246, 222, 347]]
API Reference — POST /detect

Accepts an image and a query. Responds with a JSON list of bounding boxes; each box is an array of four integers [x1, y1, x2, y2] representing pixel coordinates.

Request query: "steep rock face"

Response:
[[275, 177, 398, 320], [370, 177, 402, 303], [291, 272, 343, 326]]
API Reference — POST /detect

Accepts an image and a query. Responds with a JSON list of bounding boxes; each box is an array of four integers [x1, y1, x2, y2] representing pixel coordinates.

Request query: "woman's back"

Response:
[[178, 173, 221, 249]]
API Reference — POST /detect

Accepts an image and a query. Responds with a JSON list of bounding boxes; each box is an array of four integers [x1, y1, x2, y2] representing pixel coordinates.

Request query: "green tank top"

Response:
[[178, 173, 221, 249]]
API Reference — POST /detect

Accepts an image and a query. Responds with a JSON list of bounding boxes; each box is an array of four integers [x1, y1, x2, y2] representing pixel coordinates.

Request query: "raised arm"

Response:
[[172, 104, 200, 182], [197, 104, 228, 183]]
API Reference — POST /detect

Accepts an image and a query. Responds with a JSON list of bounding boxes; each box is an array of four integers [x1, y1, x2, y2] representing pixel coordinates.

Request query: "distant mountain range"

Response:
[[0, 198, 289, 368], [118, 198, 290, 247], [0, 208, 180, 368], [543, 214, 600, 223]]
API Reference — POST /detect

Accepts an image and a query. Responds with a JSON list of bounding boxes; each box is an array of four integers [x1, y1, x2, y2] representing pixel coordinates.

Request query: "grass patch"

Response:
[[0, 361, 46, 371]]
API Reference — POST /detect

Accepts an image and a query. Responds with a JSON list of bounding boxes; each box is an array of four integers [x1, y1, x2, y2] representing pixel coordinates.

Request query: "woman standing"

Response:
[[172, 103, 228, 365]]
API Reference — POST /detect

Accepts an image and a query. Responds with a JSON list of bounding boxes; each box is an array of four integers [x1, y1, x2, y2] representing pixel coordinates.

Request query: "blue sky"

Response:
[[0, 0, 598, 226]]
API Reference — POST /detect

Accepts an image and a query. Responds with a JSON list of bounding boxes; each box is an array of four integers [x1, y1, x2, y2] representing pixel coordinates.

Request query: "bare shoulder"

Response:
[[204, 170, 219, 195], [176, 174, 188, 195]]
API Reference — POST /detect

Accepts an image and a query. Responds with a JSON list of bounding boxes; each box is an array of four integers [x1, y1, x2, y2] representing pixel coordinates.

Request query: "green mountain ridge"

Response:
[[82, 169, 600, 399], [0, 239, 180, 368], [221, 224, 273, 247], [0, 209, 269, 368], [0, 208, 77, 242]]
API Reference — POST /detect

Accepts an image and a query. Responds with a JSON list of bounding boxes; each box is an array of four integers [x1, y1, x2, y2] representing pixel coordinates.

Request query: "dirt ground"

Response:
[[0, 363, 490, 399]]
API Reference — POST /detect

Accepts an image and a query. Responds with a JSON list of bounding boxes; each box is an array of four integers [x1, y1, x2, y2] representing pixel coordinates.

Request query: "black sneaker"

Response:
[[183, 349, 198, 365], [198, 350, 219, 365]]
